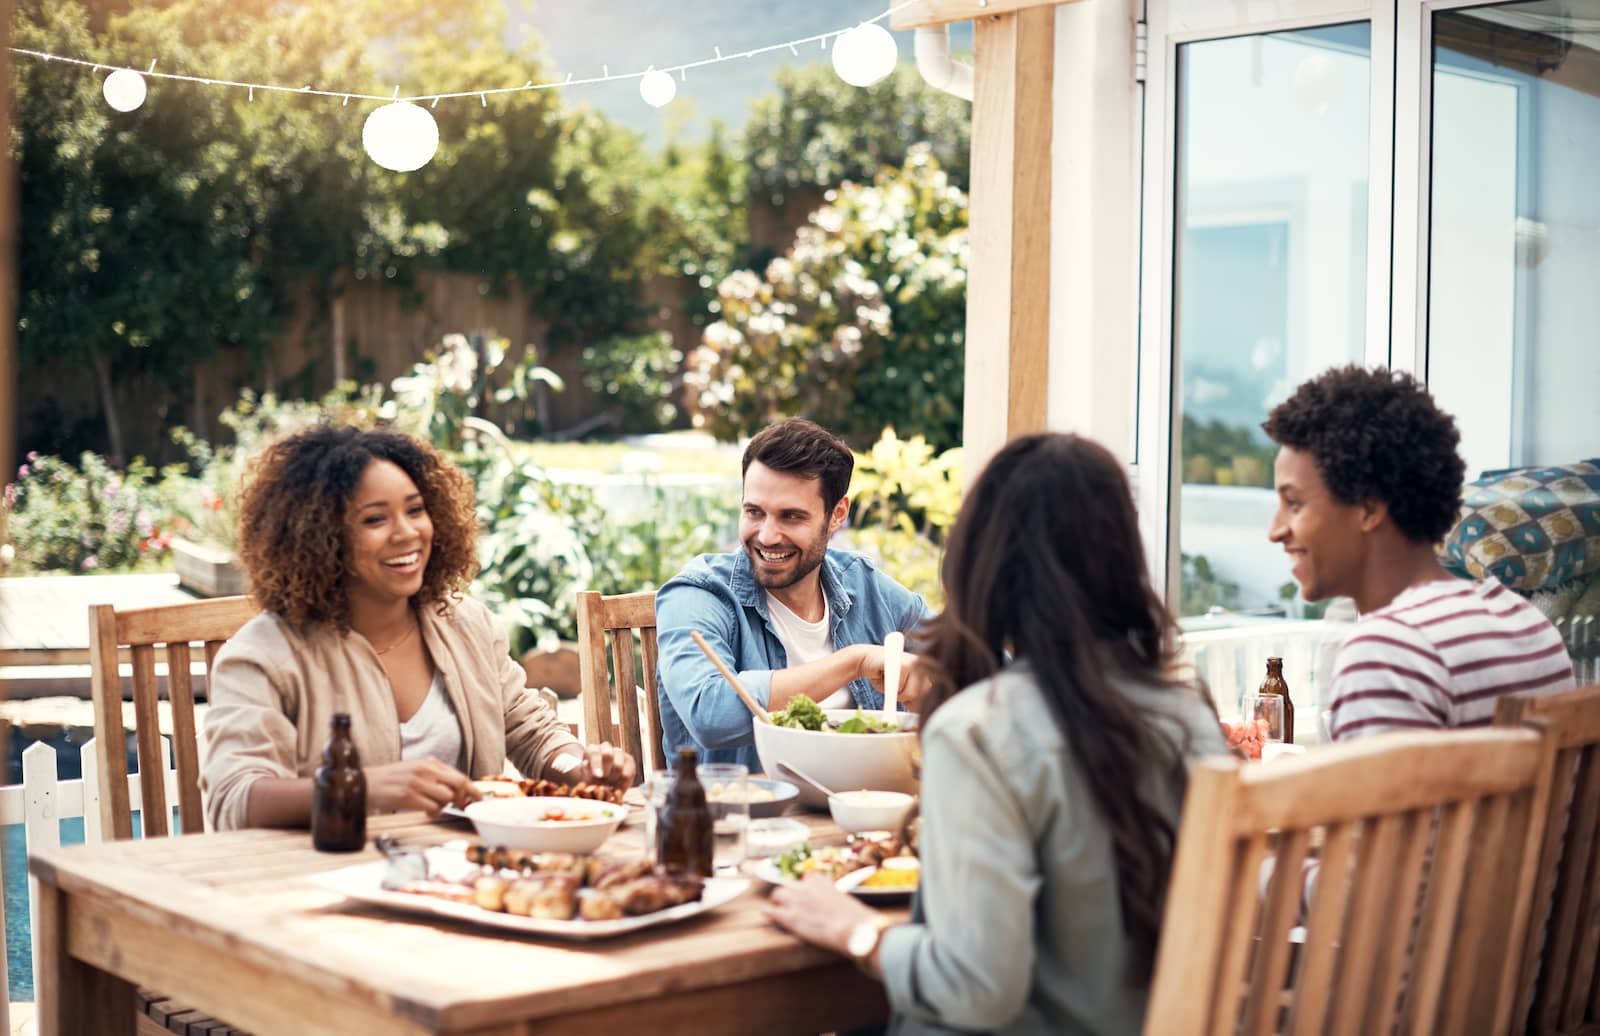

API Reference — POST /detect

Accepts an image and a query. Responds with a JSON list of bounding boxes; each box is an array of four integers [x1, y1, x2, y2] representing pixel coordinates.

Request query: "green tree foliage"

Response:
[[687, 145, 967, 450], [1181, 414, 1277, 487], [743, 64, 971, 208]]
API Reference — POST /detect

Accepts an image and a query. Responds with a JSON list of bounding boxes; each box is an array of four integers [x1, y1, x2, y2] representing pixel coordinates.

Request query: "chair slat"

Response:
[[1440, 794, 1512, 1035], [130, 644, 169, 838], [1242, 828, 1310, 1036], [1208, 832, 1269, 1036], [1289, 820, 1357, 1035], [1329, 814, 1406, 1036], [90, 604, 135, 841], [1560, 746, 1600, 1033], [1398, 799, 1475, 1035], [1521, 744, 1583, 1036], [639, 627, 664, 772], [577, 592, 615, 747], [164, 641, 203, 835], [1364, 807, 1434, 1035], [609, 631, 644, 777]]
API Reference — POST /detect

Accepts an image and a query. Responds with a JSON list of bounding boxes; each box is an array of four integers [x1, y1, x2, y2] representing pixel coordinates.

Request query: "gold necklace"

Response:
[[374, 620, 418, 656]]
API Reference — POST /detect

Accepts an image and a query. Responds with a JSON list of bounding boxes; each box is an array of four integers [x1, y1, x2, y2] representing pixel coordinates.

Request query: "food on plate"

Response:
[[773, 830, 911, 882], [533, 802, 616, 823], [398, 844, 703, 922], [859, 860, 920, 889], [705, 781, 777, 803], [769, 695, 901, 734], [471, 775, 627, 805]]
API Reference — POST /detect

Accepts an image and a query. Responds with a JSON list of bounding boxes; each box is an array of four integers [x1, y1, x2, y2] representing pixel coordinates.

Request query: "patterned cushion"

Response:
[[1440, 460, 1600, 591]]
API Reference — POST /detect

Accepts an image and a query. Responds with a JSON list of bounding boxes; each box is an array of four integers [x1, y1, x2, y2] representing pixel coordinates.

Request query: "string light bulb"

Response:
[[639, 68, 676, 108], [362, 101, 439, 172], [102, 68, 147, 112], [831, 23, 898, 87]]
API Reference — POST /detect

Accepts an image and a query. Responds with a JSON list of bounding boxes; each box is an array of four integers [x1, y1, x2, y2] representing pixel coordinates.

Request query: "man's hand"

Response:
[[551, 741, 638, 789], [855, 645, 930, 712], [366, 758, 480, 816]]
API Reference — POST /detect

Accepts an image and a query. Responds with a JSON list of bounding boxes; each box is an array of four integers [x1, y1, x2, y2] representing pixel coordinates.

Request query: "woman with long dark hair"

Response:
[[766, 433, 1224, 1034]]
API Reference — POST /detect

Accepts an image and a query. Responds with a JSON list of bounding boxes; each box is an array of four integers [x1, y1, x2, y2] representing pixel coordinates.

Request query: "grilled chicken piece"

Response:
[[613, 875, 704, 915], [587, 858, 654, 890], [474, 874, 510, 912], [577, 889, 626, 921], [515, 777, 626, 805], [395, 879, 477, 905], [503, 873, 580, 920]]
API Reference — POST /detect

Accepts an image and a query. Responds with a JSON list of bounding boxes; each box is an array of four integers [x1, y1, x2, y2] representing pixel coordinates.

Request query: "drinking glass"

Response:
[[698, 763, 750, 873], [640, 768, 674, 866], [1246, 694, 1286, 743]]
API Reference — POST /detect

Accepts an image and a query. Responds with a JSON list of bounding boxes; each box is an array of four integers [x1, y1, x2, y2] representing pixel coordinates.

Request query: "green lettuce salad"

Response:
[[770, 694, 900, 733]]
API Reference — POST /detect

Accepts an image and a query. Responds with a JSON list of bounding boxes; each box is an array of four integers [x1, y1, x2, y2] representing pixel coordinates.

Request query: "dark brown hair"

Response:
[[1263, 365, 1465, 544], [741, 418, 855, 513], [916, 433, 1213, 987], [237, 425, 479, 630]]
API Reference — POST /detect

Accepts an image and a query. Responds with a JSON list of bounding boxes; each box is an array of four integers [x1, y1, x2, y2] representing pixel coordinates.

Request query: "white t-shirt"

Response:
[[766, 592, 855, 709], [399, 671, 467, 771]]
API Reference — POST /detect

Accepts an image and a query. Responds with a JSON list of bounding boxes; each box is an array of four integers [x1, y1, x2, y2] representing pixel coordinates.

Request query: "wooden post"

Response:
[[0, 0, 15, 517], [960, 7, 1056, 481]]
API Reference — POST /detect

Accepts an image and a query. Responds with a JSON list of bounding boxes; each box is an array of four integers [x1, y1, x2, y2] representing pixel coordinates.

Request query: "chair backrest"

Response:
[[1146, 727, 1558, 1036], [88, 596, 259, 840], [1496, 684, 1600, 1036], [575, 589, 662, 778]]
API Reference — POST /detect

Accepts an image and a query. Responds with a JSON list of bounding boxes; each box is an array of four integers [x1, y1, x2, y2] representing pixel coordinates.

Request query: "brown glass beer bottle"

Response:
[[656, 747, 713, 877], [1259, 657, 1296, 745], [312, 713, 367, 852]]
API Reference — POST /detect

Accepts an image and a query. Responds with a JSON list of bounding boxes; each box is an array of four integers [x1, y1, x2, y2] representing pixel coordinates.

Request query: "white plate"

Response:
[[440, 799, 639, 823], [308, 847, 749, 941], [750, 858, 917, 901]]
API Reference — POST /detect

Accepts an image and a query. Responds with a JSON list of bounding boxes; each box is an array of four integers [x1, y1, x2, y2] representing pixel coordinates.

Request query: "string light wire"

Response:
[[7, 0, 917, 106]]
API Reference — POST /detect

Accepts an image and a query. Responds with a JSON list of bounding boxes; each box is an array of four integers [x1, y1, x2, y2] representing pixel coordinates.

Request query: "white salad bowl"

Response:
[[828, 790, 916, 834], [754, 709, 920, 809], [463, 796, 626, 853]]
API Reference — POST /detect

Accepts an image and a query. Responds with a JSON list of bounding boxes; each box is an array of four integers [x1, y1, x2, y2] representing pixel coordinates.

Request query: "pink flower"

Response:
[[82, 554, 99, 570]]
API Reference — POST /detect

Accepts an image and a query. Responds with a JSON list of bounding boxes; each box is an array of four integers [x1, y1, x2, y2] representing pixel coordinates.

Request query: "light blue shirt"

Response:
[[880, 660, 1227, 1035], [655, 547, 928, 772]]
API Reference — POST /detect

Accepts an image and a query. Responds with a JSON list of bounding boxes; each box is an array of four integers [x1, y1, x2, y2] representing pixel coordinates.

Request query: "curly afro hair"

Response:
[[236, 425, 479, 630], [1263, 366, 1465, 545]]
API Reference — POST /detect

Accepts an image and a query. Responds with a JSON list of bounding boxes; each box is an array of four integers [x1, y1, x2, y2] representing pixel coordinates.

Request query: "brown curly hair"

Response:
[[236, 426, 480, 630]]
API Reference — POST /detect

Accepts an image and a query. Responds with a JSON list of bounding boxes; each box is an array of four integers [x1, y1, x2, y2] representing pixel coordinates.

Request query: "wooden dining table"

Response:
[[29, 807, 901, 1035]]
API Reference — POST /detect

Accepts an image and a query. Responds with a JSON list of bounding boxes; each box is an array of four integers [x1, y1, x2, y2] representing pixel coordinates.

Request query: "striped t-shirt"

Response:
[[1328, 579, 1574, 741]]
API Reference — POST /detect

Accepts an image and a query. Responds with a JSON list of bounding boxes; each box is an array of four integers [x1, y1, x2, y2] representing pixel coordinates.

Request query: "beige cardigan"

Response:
[[201, 595, 581, 831]]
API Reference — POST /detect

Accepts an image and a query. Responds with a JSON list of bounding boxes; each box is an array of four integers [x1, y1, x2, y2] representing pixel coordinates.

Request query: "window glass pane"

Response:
[[1174, 24, 1372, 619], [1430, 0, 1600, 478]]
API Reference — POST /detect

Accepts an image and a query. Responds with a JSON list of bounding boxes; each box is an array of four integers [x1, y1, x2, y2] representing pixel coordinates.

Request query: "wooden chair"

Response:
[[87, 595, 258, 1036], [576, 589, 664, 778], [1146, 727, 1559, 1036], [88, 595, 258, 840], [1497, 684, 1600, 1036]]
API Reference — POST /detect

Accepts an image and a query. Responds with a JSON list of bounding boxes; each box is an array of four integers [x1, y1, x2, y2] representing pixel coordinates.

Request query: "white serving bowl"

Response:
[[828, 790, 916, 834], [463, 796, 625, 853], [754, 709, 920, 809]]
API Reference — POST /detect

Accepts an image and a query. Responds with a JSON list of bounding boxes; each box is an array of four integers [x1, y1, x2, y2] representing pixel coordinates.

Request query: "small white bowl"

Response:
[[463, 796, 625, 853], [747, 817, 811, 859], [828, 790, 915, 834]]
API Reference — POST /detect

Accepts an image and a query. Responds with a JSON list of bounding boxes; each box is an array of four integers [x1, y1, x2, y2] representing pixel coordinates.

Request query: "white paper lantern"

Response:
[[362, 101, 440, 172], [831, 23, 898, 88], [639, 69, 677, 108], [103, 69, 148, 113]]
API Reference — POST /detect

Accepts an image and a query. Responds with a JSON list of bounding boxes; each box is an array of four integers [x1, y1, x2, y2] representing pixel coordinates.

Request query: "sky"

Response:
[[515, 0, 972, 145]]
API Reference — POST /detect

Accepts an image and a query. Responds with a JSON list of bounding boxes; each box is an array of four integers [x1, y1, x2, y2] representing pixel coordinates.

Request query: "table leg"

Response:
[[34, 877, 136, 1036]]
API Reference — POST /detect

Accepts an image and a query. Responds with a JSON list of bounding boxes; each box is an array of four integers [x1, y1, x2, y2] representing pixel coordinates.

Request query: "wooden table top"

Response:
[[31, 807, 903, 1035]]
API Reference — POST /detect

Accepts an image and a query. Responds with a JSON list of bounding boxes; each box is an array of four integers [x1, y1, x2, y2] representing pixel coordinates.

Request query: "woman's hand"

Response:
[[366, 758, 480, 816], [763, 873, 886, 958], [551, 742, 637, 790]]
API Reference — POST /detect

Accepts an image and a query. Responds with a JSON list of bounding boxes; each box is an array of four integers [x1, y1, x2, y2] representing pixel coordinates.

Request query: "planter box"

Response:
[[172, 538, 249, 598]]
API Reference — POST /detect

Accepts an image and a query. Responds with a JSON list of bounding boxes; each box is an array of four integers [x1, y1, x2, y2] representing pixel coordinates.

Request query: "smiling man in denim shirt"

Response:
[[656, 418, 930, 772]]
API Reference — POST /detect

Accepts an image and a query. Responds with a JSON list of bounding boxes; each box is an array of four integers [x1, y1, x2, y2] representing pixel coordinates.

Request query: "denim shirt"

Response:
[[655, 548, 929, 772]]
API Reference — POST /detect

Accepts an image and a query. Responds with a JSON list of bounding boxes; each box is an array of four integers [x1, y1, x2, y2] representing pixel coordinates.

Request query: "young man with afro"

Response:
[[1264, 366, 1573, 741]]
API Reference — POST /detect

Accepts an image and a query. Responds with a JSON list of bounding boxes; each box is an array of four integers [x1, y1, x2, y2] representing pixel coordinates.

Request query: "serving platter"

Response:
[[309, 846, 749, 940]]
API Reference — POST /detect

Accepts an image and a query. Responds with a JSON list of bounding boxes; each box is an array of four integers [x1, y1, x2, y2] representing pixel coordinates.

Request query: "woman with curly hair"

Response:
[[765, 433, 1224, 1035], [201, 425, 634, 831]]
